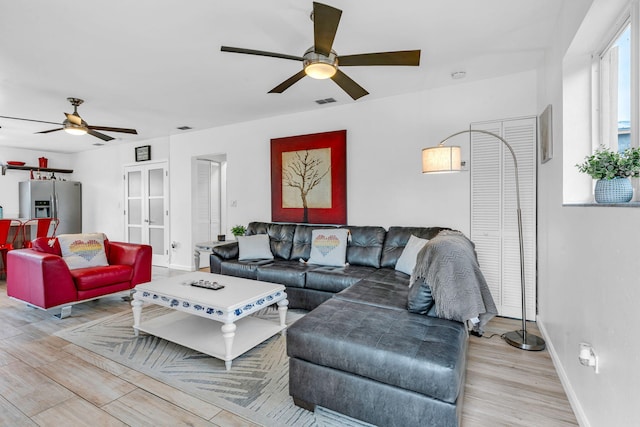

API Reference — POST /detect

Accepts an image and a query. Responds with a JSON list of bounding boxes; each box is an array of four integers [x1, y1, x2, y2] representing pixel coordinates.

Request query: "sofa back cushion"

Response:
[[380, 226, 449, 268], [290, 224, 338, 260], [246, 222, 296, 259], [342, 226, 386, 268]]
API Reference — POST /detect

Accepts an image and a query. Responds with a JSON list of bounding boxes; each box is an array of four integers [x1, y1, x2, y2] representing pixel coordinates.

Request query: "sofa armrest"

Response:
[[108, 241, 152, 285], [6, 249, 78, 309], [212, 242, 239, 260], [210, 242, 238, 274]]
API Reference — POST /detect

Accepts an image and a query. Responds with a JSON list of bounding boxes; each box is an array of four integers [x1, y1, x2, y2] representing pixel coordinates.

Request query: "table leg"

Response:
[[131, 297, 143, 337], [194, 249, 200, 270], [221, 322, 237, 371], [277, 298, 289, 334]]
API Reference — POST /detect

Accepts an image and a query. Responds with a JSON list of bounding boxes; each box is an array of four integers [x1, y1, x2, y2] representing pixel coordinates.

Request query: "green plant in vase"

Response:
[[231, 225, 247, 237], [576, 145, 640, 203]]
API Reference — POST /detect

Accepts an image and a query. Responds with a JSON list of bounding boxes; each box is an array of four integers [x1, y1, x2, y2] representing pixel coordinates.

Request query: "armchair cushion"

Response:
[[71, 265, 133, 291]]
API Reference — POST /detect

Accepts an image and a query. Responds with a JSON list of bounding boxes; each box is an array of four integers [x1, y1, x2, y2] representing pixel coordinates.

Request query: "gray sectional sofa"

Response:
[[209, 221, 468, 427]]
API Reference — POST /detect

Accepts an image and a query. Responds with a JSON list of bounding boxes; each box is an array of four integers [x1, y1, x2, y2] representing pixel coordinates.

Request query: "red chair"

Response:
[[0, 219, 21, 278], [21, 218, 59, 248]]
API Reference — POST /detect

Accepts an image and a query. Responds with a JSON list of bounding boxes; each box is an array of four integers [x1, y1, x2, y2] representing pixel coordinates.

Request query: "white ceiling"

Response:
[[0, 0, 564, 154]]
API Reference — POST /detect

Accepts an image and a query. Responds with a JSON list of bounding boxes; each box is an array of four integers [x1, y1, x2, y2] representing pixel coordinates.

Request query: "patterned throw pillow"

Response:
[[57, 233, 109, 270], [307, 228, 349, 267]]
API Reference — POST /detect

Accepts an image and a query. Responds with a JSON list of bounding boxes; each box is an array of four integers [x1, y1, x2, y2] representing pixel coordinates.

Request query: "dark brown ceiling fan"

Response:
[[0, 97, 138, 142], [221, 2, 421, 100]]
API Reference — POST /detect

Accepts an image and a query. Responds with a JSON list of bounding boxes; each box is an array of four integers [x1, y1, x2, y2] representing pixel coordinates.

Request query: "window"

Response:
[[599, 21, 632, 153]]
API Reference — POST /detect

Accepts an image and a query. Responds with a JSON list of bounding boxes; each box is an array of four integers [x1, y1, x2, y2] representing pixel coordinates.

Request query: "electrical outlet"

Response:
[[578, 342, 599, 373]]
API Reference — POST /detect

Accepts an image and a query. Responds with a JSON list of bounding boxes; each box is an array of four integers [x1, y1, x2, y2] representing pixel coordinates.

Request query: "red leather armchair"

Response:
[[6, 236, 152, 317]]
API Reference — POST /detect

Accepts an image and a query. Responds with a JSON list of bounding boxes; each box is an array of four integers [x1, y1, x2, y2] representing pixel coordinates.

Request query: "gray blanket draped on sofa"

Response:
[[410, 230, 498, 331]]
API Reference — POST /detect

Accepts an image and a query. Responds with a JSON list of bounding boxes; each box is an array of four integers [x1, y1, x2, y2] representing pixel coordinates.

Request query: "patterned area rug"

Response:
[[56, 306, 370, 427]]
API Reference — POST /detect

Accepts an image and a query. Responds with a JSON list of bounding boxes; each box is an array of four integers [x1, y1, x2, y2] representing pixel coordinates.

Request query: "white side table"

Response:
[[194, 240, 230, 270]]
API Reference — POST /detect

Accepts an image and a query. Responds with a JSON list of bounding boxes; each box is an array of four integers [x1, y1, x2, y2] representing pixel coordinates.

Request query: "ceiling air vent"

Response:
[[177, 126, 192, 130], [315, 98, 337, 105]]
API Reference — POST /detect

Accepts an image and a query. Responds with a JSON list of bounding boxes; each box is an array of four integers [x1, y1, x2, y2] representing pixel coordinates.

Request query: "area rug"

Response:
[[55, 306, 371, 427]]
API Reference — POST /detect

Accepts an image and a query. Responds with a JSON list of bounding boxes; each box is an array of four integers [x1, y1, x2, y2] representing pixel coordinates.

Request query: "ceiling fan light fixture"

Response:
[[303, 47, 338, 79], [63, 121, 88, 136]]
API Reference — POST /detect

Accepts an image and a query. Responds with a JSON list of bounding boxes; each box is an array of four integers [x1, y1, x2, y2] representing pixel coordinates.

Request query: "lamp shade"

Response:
[[422, 145, 461, 173]]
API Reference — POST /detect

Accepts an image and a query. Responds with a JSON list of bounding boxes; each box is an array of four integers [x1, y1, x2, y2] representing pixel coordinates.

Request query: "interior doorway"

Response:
[[194, 154, 227, 269], [123, 161, 170, 267]]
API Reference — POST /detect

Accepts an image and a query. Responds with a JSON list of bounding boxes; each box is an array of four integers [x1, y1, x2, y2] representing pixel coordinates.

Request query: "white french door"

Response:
[[124, 161, 170, 267]]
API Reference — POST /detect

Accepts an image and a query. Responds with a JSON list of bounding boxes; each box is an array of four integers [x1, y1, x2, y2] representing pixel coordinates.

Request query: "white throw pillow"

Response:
[[57, 233, 109, 270], [237, 234, 274, 261], [395, 234, 429, 276], [307, 228, 349, 267]]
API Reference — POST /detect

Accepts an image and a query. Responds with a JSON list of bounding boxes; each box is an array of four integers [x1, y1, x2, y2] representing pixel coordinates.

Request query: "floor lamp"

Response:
[[422, 129, 545, 351]]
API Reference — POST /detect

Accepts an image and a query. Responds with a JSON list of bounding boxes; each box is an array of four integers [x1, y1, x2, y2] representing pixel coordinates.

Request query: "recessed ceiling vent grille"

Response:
[[315, 98, 337, 105], [177, 126, 192, 130]]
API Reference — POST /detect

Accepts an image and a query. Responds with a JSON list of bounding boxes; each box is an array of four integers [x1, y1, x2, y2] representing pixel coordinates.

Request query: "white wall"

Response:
[[0, 148, 75, 217], [73, 137, 170, 239], [537, 0, 640, 426], [167, 70, 538, 270]]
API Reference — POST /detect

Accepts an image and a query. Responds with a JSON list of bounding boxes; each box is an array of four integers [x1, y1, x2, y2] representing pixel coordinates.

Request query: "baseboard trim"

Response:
[[168, 263, 193, 271], [537, 319, 589, 427]]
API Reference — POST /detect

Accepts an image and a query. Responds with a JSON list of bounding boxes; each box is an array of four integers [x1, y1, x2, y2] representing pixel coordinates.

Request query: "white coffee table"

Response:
[[132, 272, 288, 370]]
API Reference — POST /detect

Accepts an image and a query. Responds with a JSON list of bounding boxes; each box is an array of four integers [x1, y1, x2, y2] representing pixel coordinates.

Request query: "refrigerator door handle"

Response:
[[54, 194, 59, 219]]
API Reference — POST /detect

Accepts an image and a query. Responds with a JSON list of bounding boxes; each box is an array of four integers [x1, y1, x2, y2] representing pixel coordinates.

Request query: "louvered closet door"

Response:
[[471, 117, 537, 320]]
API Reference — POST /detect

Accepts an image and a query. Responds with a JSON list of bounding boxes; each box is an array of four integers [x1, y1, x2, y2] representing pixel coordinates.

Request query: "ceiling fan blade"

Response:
[[88, 125, 138, 134], [87, 129, 114, 141], [338, 50, 421, 67], [313, 2, 342, 56], [0, 115, 61, 126], [36, 128, 64, 134], [65, 113, 83, 126], [268, 70, 308, 93], [221, 46, 303, 62], [331, 70, 369, 100]]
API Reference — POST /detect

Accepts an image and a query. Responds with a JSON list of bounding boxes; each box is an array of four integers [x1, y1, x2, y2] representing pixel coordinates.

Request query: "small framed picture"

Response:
[[135, 145, 151, 162]]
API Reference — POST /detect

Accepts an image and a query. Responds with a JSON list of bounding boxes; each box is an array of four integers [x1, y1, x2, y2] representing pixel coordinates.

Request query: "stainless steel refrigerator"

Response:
[[19, 180, 82, 235]]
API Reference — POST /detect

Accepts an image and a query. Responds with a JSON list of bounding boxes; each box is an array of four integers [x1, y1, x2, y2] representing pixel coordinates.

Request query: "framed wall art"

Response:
[[271, 130, 347, 224], [540, 104, 553, 163]]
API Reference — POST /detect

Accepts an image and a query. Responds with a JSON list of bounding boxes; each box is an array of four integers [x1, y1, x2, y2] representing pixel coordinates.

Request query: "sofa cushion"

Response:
[[256, 260, 312, 288], [287, 298, 467, 404], [407, 277, 434, 314], [70, 264, 133, 291], [307, 228, 349, 267], [395, 234, 429, 275], [342, 226, 386, 268], [58, 233, 109, 270], [220, 259, 272, 280], [363, 268, 410, 287], [305, 265, 376, 293], [380, 226, 449, 268], [335, 279, 409, 311], [247, 222, 296, 259], [237, 235, 274, 261]]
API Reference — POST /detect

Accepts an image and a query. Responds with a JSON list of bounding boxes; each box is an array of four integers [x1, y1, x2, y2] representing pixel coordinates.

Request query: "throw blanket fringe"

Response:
[[410, 230, 497, 332]]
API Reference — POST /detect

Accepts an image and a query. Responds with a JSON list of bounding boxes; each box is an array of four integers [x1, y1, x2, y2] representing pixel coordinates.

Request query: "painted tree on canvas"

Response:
[[282, 149, 331, 223]]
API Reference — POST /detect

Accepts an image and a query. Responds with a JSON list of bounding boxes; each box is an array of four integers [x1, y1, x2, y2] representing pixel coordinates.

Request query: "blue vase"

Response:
[[594, 178, 633, 203]]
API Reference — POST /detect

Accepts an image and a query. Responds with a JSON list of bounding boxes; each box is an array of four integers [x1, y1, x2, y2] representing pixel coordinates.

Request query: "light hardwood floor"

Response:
[[0, 269, 577, 426]]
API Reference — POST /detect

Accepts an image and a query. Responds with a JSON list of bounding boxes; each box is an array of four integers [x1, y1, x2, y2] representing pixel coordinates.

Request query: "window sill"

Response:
[[563, 202, 640, 207]]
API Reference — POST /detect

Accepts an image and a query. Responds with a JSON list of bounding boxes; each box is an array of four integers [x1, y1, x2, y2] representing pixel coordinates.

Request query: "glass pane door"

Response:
[[124, 162, 170, 267]]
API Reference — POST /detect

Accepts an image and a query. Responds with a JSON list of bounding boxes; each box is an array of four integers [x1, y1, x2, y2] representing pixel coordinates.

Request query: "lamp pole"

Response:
[[435, 129, 545, 351]]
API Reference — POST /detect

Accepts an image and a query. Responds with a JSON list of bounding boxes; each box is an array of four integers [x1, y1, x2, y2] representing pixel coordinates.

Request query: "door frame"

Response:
[[123, 160, 170, 267]]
